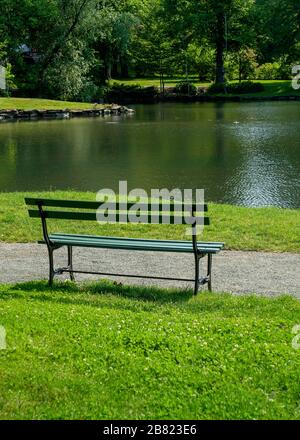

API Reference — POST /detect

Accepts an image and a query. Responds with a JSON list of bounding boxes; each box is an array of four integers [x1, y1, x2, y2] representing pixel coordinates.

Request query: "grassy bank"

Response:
[[1, 81, 299, 111], [217, 80, 300, 98], [0, 281, 300, 419], [0, 191, 299, 252], [111, 79, 300, 98], [0, 98, 103, 110]]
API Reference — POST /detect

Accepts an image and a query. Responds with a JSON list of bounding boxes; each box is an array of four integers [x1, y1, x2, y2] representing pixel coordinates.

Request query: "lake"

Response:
[[0, 102, 299, 208]]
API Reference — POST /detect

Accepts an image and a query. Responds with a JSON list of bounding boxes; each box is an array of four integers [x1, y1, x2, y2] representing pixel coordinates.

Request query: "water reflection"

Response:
[[0, 102, 299, 208]]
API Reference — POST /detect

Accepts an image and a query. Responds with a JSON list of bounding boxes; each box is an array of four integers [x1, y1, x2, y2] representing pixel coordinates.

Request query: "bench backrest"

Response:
[[25, 198, 209, 226]]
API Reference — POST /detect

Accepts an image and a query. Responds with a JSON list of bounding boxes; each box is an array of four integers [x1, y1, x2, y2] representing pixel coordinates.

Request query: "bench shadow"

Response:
[[6, 279, 195, 306]]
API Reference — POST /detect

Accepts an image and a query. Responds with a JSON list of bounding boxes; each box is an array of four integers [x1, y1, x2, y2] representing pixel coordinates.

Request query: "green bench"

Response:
[[25, 198, 224, 294]]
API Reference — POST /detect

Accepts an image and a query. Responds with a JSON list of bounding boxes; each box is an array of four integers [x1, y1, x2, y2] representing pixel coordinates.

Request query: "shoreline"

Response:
[[0, 104, 134, 122], [0, 94, 299, 122]]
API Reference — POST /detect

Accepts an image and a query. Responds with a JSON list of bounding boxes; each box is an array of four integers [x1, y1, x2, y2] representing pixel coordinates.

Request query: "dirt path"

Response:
[[0, 243, 299, 297]]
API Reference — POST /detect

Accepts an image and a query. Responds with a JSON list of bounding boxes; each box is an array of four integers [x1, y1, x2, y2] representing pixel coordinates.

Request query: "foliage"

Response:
[[227, 81, 264, 93], [208, 81, 264, 94], [0, 0, 299, 97], [174, 80, 197, 95], [256, 63, 282, 80], [236, 48, 258, 81], [105, 82, 158, 103], [207, 82, 229, 94]]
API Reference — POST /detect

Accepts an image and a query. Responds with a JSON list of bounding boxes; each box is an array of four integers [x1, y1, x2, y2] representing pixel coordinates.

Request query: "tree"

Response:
[[162, 0, 254, 84]]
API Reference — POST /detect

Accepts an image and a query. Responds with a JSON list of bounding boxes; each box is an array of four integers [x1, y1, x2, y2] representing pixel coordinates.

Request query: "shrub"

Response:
[[105, 83, 158, 103], [207, 82, 229, 94], [256, 63, 281, 80], [174, 80, 197, 96], [208, 81, 264, 95], [76, 82, 100, 102], [227, 81, 264, 94]]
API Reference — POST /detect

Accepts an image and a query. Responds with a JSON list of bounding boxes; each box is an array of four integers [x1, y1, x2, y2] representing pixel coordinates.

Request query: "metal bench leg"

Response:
[[48, 247, 54, 287], [207, 254, 212, 292], [68, 246, 75, 281], [194, 255, 200, 295]]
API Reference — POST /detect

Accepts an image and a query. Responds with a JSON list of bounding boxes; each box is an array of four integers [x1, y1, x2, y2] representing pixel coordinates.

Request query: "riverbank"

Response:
[[0, 98, 134, 121], [0, 191, 299, 252], [107, 79, 300, 103], [112, 79, 300, 96], [2, 80, 300, 113]]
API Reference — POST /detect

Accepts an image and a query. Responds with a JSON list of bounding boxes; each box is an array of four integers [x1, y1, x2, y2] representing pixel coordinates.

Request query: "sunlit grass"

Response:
[[0, 98, 106, 110], [0, 191, 299, 252], [111, 78, 300, 97], [0, 280, 300, 419]]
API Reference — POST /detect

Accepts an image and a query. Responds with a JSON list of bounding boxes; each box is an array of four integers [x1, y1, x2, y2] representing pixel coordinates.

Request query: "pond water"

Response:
[[0, 102, 299, 208]]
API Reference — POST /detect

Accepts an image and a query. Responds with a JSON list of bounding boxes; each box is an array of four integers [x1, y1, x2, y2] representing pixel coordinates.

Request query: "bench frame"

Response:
[[26, 198, 223, 295]]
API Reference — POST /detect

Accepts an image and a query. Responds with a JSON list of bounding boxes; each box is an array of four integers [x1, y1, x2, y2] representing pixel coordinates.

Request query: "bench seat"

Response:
[[42, 233, 224, 254]]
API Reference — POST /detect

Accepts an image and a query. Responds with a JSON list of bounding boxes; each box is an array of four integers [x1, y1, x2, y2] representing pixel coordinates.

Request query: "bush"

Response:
[[105, 83, 158, 103], [76, 82, 100, 102], [208, 81, 264, 95], [256, 63, 281, 80], [227, 81, 264, 94], [207, 82, 229, 94], [174, 80, 197, 96]]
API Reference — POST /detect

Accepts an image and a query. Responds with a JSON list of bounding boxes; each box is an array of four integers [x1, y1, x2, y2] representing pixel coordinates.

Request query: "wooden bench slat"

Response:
[[44, 236, 222, 253], [28, 209, 210, 225], [49, 234, 223, 250], [50, 233, 224, 248], [25, 197, 208, 212]]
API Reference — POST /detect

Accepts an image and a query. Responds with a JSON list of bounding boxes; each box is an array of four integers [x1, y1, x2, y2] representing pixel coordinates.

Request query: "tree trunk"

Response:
[[239, 53, 242, 83], [215, 12, 225, 84], [121, 62, 129, 78], [106, 61, 112, 81]]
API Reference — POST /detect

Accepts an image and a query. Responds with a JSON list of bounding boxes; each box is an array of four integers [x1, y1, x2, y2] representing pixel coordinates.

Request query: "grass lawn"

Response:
[[110, 76, 209, 88], [0, 82, 299, 112], [0, 191, 299, 252], [217, 80, 300, 98], [111, 78, 300, 98], [0, 281, 300, 419], [0, 97, 104, 111]]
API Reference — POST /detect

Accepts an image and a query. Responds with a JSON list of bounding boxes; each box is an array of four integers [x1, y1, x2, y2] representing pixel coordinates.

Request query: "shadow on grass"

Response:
[[6, 279, 195, 305], [2, 280, 294, 318]]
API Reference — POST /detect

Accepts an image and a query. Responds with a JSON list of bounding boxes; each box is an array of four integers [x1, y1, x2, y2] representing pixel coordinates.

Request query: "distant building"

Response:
[[18, 44, 40, 63]]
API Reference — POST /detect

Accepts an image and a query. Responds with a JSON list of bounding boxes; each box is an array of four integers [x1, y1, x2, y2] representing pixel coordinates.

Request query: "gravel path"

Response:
[[0, 243, 299, 297]]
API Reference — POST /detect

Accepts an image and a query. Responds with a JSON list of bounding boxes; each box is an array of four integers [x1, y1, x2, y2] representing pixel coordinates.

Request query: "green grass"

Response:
[[0, 97, 105, 110], [217, 80, 300, 98], [0, 281, 300, 419], [110, 76, 208, 88], [0, 191, 299, 252], [111, 78, 300, 98]]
